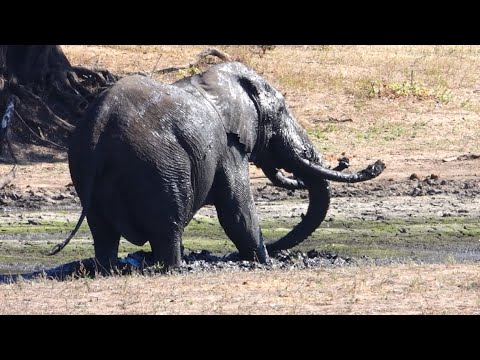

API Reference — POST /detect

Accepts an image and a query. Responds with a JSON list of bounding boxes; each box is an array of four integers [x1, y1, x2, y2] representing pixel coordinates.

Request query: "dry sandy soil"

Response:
[[1, 264, 479, 315], [0, 45, 479, 314]]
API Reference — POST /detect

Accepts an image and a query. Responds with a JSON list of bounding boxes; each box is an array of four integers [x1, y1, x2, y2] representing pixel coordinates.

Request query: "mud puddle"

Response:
[[1, 181, 479, 279]]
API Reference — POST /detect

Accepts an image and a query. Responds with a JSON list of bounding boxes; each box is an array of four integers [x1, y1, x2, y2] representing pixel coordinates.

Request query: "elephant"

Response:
[[48, 61, 385, 271]]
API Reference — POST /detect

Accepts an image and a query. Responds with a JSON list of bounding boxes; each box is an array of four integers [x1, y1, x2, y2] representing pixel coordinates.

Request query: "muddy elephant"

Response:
[[49, 62, 385, 271]]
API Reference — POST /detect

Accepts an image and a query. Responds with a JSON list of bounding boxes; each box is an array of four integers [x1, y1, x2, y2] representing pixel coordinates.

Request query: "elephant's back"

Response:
[[99, 75, 215, 131], [77, 76, 222, 223], [80, 74, 224, 166], [101, 75, 178, 120]]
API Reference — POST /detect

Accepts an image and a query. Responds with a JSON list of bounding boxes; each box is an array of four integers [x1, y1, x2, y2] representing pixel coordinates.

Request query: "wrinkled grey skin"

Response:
[[50, 62, 385, 271]]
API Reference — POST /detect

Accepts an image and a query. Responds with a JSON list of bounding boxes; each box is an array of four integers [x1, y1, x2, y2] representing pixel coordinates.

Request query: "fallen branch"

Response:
[[315, 116, 353, 123], [0, 164, 16, 189], [71, 65, 118, 87], [442, 153, 480, 162], [14, 110, 68, 150], [10, 82, 76, 132], [154, 47, 231, 75], [458, 153, 480, 161]]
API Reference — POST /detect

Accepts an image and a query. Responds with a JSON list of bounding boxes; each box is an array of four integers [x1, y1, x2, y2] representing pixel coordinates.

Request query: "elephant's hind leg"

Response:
[[87, 207, 121, 275], [149, 229, 183, 272]]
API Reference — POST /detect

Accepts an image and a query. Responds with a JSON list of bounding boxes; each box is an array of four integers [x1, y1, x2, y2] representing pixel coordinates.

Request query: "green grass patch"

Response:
[[1, 212, 479, 274], [351, 77, 453, 104], [261, 216, 480, 260], [277, 71, 317, 92], [352, 118, 429, 144], [0, 220, 90, 235]]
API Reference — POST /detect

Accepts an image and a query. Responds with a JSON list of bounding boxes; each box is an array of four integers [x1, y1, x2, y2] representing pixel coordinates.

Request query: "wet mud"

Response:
[[1, 174, 479, 282]]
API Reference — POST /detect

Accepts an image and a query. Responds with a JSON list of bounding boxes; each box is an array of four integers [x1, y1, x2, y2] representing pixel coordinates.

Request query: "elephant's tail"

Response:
[[47, 208, 87, 256], [46, 163, 95, 256], [46, 166, 95, 255]]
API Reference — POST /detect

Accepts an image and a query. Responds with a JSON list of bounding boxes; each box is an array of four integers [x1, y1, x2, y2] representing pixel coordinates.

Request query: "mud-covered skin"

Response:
[[65, 62, 384, 271]]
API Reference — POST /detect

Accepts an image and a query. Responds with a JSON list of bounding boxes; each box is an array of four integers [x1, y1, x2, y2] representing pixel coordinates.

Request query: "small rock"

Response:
[[306, 249, 321, 258], [411, 187, 423, 196], [0, 198, 12, 205]]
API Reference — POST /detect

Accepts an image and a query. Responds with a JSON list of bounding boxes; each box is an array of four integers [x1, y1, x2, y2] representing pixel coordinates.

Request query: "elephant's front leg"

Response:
[[213, 144, 269, 263]]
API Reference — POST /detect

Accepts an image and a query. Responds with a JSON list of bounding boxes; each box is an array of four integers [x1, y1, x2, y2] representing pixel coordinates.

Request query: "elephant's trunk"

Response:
[[264, 128, 384, 252], [266, 178, 330, 253], [296, 157, 385, 183]]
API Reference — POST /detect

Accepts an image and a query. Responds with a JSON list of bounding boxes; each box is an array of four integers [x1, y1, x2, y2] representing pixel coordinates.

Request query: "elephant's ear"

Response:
[[190, 70, 259, 153]]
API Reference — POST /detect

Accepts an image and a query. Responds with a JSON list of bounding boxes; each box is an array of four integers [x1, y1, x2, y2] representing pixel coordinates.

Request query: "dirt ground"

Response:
[[1, 264, 479, 315], [0, 46, 479, 314], [2, 154, 479, 220]]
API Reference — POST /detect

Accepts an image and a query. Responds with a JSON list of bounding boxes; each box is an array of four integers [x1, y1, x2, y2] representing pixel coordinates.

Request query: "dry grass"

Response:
[[4, 46, 479, 187], [63, 45, 480, 175], [1, 264, 479, 314]]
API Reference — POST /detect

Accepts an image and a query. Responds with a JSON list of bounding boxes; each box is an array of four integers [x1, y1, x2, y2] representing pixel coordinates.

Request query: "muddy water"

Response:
[[1, 179, 479, 277]]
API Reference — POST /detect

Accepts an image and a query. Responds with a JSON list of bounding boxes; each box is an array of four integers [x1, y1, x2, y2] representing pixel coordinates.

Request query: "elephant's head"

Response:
[[177, 62, 385, 252]]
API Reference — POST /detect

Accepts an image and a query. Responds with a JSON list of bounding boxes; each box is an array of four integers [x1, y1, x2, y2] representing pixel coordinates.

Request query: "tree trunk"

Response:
[[0, 45, 117, 159]]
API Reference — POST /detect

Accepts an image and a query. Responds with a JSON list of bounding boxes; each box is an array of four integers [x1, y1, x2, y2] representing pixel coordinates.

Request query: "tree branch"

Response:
[[154, 47, 231, 75], [14, 110, 68, 150], [71, 65, 118, 86], [0, 164, 16, 189], [10, 82, 76, 132]]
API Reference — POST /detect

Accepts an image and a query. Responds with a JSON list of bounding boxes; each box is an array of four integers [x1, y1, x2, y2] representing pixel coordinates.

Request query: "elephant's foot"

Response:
[[93, 257, 123, 276], [151, 241, 183, 272], [254, 243, 269, 264], [151, 261, 180, 274], [236, 243, 270, 264]]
